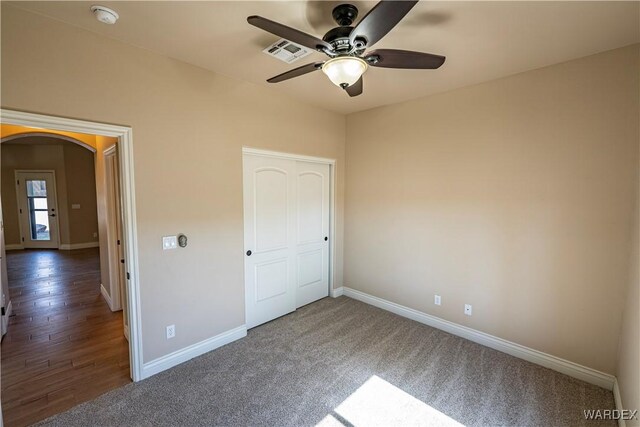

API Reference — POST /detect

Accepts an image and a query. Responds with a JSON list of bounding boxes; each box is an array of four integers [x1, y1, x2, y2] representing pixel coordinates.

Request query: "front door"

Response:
[[16, 171, 60, 249]]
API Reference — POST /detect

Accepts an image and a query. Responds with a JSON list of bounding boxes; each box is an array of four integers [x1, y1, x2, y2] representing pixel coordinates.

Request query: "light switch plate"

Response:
[[163, 236, 177, 250]]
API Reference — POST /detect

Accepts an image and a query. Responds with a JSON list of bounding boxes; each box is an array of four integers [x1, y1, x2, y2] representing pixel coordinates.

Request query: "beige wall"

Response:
[[345, 45, 639, 375], [1, 141, 70, 245], [0, 5, 346, 362], [63, 143, 99, 245], [0, 137, 99, 247], [615, 75, 640, 420]]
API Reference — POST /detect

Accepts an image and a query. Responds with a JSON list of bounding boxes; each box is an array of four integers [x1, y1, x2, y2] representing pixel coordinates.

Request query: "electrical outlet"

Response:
[[464, 304, 472, 316], [93, 232, 98, 238], [166, 324, 175, 339], [434, 295, 441, 306]]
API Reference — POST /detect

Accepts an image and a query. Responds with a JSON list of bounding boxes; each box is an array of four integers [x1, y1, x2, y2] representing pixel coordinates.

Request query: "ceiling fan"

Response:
[[247, 1, 445, 97]]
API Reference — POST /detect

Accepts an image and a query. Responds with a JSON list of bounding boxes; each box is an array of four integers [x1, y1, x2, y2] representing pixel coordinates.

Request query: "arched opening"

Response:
[[1, 131, 97, 152]]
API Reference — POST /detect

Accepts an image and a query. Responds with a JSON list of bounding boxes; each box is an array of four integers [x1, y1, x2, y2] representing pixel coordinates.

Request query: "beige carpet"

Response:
[[39, 296, 615, 426]]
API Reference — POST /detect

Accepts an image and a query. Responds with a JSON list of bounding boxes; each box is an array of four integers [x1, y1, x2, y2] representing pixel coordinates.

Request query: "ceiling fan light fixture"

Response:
[[321, 57, 368, 88]]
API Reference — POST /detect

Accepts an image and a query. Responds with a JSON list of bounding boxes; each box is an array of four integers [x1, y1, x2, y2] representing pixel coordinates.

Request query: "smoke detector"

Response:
[[91, 5, 119, 25]]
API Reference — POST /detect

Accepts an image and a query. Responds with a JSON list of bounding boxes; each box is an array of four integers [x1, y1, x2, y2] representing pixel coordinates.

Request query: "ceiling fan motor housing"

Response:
[[324, 4, 367, 54], [332, 4, 358, 26]]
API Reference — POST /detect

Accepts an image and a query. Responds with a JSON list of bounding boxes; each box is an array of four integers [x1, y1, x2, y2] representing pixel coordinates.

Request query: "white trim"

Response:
[[1, 109, 132, 138], [242, 147, 336, 166], [4, 244, 23, 251], [342, 287, 617, 390], [613, 379, 626, 427], [141, 325, 247, 380], [331, 286, 344, 298], [59, 242, 99, 250], [2, 300, 13, 336], [100, 283, 114, 310], [1, 132, 97, 153], [1, 109, 143, 382]]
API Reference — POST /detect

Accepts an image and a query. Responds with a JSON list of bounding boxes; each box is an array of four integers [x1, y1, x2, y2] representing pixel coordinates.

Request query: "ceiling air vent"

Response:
[[262, 39, 312, 64]]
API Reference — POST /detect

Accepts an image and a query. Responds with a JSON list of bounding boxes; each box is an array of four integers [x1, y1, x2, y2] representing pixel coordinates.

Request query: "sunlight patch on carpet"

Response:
[[317, 375, 464, 427]]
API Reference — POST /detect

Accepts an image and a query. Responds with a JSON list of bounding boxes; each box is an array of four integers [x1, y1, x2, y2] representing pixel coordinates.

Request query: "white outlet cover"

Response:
[[166, 324, 175, 339], [163, 235, 177, 250], [434, 295, 441, 306], [464, 304, 472, 316]]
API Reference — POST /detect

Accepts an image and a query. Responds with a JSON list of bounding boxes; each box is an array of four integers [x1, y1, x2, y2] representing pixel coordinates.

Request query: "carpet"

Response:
[[39, 296, 615, 426]]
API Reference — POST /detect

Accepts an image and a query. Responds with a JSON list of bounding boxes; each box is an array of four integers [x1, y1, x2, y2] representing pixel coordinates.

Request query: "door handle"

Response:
[[246, 250, 252, 256], [49, 214, 56, 217], [324, 237, 328, 241]]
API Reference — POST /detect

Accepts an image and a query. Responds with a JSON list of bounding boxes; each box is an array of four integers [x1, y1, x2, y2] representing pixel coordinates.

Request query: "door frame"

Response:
[[0, 108, 144, 382], [14, 170, 62, 249], [241, 147, 337, 317]]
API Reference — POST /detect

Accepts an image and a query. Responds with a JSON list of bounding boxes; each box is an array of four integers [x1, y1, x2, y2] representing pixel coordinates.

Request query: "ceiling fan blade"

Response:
[[248, 16, 333, 52], [267, 62, 324, 83], [345, 77, 363, 97], [349, 0, 418, 47], [365, 49, 445, 69]]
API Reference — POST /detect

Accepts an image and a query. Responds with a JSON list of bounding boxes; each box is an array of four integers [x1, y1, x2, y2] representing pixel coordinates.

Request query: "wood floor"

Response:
[[1, 248, 130, 427]]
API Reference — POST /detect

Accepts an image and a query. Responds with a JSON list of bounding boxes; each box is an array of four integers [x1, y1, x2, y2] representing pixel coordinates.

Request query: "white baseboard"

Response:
[[1, 300, 13, 336], [141, 325, 247, 380], [331, 286, 344, 298], [100, 284, 113, 310], [4, 244, 23, 251], [613, 379, 626, 427], [59, 242, 99, 250], [343, 287, 616, 390]]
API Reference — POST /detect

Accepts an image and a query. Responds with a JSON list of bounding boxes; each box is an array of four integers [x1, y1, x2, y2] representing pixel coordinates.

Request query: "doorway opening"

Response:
[[0, 110, 142, 426]]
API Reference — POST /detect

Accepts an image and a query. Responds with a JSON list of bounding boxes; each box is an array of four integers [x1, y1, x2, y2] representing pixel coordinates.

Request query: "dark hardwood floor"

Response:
[[1, 248, 130, 427]]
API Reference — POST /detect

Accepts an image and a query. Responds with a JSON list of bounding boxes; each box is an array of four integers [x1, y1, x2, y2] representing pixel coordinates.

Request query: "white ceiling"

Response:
[[7, 1, 639, 114]]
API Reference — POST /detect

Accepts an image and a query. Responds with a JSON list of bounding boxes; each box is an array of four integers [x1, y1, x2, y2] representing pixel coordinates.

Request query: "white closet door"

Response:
[[295, 161, 330, 308], [243, 155, 297, 329]]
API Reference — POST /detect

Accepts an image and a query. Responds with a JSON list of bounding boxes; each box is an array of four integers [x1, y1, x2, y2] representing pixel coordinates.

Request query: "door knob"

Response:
[[324, 236, 328, 241], [246, 250, 252, 256], [49, 214, 56, 217]]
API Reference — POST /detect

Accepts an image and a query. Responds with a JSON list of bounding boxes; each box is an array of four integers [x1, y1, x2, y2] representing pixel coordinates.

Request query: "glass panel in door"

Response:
[[26, 180, 51, 241]]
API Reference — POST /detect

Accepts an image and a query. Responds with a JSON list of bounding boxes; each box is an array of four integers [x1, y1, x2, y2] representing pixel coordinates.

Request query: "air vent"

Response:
[[262, 39, 312, 64]]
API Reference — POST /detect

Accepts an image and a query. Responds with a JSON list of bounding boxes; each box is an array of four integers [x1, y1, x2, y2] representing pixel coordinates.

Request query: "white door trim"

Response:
[[241, 147, 337, 308], [14, 170, 61, 249], [0, 108, 144, 382]]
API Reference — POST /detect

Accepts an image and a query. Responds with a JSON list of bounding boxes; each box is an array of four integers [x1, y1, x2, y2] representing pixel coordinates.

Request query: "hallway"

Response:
[[1, 248, 130, 426]]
